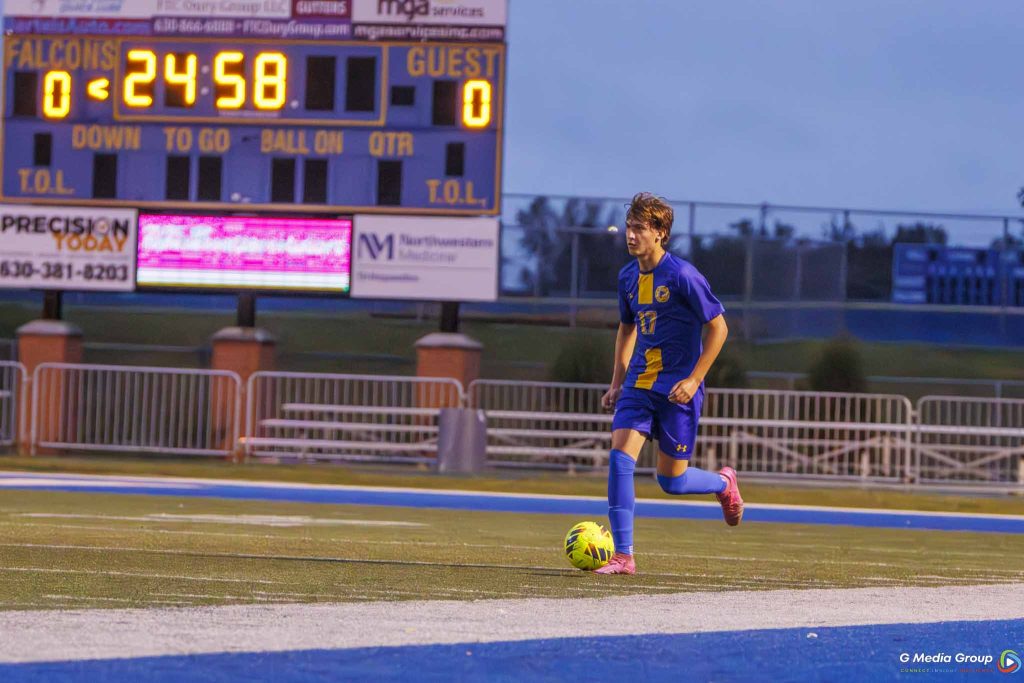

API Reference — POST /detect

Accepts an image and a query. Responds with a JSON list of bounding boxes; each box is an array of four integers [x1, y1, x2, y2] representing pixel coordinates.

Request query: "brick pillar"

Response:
[[415, 332, 481, 407], [16, 320, 84, 455], [210, 327, 275, 456]]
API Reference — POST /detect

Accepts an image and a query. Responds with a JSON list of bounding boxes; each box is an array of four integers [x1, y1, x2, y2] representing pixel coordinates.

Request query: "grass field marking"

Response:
[[709, 537, 1024, 560], [0, 566, 287, 585], [0, 476, 202, 490], [251, 590, 346, 599], [41, 594, 194, 607], [0, 541, 583, 575], [4, 520, 921, 570], [4, 471, 1022, 522], [13, 512, 427, 528], [0, 521, 308, 541], [152, 592, 280, 601], [8, 521, 1015, 576]]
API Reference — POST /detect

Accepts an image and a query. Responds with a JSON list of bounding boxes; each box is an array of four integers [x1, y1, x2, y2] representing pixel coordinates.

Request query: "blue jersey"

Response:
[[618, 252, 725, 395]]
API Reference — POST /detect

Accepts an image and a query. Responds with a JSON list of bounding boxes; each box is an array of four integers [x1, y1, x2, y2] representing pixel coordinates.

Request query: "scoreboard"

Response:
[[0, 3, 506, 216]]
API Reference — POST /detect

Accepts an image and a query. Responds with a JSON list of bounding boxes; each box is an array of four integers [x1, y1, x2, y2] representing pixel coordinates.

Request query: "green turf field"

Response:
[[1, 487, 1022, 612]]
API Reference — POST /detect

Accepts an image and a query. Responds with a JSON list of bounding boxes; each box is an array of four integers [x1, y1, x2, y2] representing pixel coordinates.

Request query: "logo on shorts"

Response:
[[655, 285, 670, 302], [999, 649, 1021, 674], [676, 444, 687, 453]]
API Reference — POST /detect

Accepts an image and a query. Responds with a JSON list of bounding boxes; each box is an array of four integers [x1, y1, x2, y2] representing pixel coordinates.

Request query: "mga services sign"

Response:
[[351, 215, 498, 301]]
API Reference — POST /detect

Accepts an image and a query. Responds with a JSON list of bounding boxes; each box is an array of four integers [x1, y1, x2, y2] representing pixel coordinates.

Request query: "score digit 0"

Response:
[[42, 70, 72, 119], [463, 79, 492, 128]]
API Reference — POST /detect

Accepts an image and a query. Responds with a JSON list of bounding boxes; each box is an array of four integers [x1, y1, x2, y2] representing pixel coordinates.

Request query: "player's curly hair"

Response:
[[626, 192, 674, 246]]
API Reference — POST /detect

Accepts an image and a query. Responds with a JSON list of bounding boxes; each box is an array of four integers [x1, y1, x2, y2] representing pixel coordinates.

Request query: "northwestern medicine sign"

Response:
[[352, 215, 498, 301]]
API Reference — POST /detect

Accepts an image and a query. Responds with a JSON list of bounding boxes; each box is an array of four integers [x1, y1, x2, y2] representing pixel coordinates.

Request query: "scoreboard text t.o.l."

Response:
[[0, 1, 506, 216]]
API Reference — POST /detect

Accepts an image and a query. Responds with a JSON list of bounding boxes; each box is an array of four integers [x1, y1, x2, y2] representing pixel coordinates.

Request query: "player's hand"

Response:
[[601, 385, 622, 412], [669, 377, 700, 403]]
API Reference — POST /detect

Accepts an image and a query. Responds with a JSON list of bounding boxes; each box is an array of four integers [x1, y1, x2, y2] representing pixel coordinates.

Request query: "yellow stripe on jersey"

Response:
[[637, 273, 653, 304], [634, 348, 662, 389]]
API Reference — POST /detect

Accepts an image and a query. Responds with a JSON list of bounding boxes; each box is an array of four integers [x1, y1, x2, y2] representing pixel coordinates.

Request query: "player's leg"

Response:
[[595, 389, 651, 575], [653, 393, 744, 525]]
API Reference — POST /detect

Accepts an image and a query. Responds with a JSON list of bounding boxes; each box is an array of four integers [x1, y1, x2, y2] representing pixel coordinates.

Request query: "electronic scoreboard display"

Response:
[[0, 3, 506, 216]]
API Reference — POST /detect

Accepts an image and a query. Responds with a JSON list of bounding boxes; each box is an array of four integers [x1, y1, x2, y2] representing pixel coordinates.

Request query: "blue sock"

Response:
[[657, 468, 727, 495], [607, 449, 636, 555]]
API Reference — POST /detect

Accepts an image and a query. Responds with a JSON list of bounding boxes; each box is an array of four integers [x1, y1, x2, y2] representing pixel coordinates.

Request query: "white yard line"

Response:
[[13, 513, 425, 528], [0, 583, 1021, 664], [0, 566, 285, 585], [2, 471, 1021, 522]]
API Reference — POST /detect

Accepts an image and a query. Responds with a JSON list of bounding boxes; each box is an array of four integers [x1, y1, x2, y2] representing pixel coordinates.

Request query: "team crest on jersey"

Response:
[[655, 285, 670, 302]]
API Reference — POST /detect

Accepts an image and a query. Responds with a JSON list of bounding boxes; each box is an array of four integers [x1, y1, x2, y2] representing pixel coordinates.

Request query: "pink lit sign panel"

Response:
[[137, 214, 351, 292]]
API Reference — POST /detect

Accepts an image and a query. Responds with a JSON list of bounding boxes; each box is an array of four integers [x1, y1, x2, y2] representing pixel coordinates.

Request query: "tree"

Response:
[[516, 196, 627, 296], [807, 338, 867, 393], [514, 196, 565, 296], [891, 222, 947, 245]]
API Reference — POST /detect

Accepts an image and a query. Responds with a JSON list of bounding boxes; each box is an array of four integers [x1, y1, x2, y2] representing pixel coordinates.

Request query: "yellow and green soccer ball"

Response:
[[564, 521, 615, 570]]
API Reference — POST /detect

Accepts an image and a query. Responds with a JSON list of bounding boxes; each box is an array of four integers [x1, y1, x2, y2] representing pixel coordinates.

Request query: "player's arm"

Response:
[[602, 322, 636, 411], [669, 313, 728, 404]]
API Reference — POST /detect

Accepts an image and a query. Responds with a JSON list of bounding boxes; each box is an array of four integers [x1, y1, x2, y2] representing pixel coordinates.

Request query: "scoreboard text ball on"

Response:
[[1, 2, 507, 216]]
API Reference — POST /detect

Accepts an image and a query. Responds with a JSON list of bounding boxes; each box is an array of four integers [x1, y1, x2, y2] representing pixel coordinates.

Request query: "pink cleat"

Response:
[[594, 553, 636, 575], [716, 467, 744, 526]]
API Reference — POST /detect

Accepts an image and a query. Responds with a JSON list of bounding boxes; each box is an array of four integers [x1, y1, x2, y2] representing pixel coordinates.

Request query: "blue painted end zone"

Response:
[[2, 474, 1023, 533], [3, 619, 1022, 682]]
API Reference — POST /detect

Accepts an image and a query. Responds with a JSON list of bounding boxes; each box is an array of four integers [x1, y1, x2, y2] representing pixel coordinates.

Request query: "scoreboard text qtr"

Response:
[[1, 36, 505, 215]]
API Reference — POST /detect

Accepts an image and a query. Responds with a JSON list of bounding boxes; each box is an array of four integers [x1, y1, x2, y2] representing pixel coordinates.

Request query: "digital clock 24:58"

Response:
[[22, 38, 497, 128]]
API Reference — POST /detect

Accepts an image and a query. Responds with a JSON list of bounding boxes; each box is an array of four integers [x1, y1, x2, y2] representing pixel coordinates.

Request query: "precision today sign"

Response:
[[0, 204, 137, 291]]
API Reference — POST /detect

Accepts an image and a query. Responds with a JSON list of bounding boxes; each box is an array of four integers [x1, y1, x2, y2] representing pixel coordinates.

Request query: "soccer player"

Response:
[[595, 192, 743, 575]]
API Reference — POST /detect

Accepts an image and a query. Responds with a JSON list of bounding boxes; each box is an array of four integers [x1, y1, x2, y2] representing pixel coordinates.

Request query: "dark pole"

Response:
[[440, 301, 460, 333], [237, 292, 256, 328], [42, 290, 62, 320]]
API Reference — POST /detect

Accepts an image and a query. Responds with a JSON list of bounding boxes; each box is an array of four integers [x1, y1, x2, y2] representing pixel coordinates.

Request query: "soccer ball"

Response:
[[564, 521, 615, 570]]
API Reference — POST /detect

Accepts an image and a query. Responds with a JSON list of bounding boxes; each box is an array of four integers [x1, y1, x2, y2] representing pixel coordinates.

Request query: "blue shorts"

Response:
[[611, 386, 702, 459]]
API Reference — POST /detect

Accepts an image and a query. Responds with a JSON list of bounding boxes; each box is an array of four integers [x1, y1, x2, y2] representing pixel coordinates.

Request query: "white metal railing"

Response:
[[468, 379, 612, 468], [245, 371, 464, 463], [30, 363, 242, 457], [699, 389, 915, 479], [0, 361, 27, 449], [3, 362, 1020, 489], [916, 396, 1024, 484], [468, 380, 918, 479]]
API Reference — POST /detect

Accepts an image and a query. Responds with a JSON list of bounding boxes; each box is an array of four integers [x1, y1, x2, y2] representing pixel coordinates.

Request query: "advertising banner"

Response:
[[4, 0, 503, 39], [351, 214, 497, 301], [0, 204, 137, 291], [136, 214, 351, 292], [352, 0, 505, 26], [3, 0, 292, 19]]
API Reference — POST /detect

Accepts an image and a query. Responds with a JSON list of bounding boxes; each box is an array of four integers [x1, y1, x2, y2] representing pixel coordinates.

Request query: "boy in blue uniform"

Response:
[[596, 192, 743, 576]]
